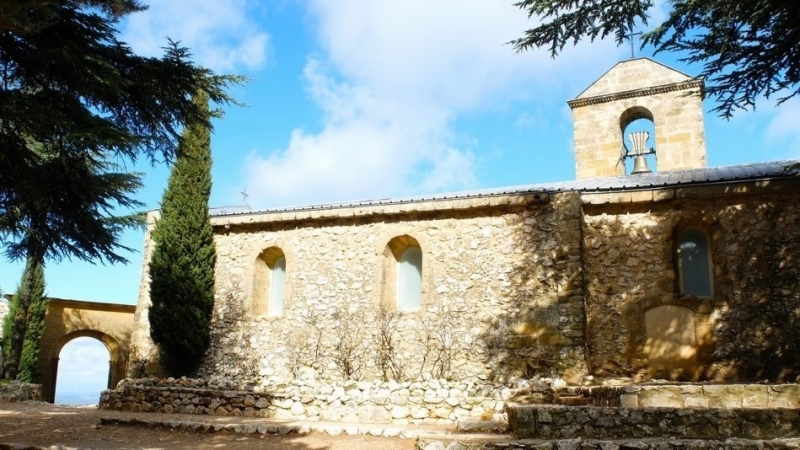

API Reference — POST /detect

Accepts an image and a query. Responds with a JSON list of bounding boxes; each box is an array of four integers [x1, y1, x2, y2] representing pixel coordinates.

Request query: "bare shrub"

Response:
[[130, 358, 150, 378], [287, 309, 325, 379], [330, 306, 369, 380], [375, 305, 404, 381], [418, 305, 475, 380], [238, 315, 260, 381]]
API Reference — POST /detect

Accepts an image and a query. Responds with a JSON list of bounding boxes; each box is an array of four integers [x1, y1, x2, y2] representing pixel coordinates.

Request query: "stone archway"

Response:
[[48, 330, 126, 403], [31, 298, 135, 403]]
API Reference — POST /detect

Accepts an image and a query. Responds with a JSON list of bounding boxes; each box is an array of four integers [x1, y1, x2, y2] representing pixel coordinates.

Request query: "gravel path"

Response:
[[0, 401, 419, 449]]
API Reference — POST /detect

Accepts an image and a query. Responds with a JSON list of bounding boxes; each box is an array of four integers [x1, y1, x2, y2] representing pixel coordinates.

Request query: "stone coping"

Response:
[[618, 383, 800, 408], [568, 78, 703, 108]]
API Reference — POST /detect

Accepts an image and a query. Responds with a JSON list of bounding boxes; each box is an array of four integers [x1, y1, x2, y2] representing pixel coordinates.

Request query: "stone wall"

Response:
[[130, 192, 589, 384], [33, 298, 136, 402], [129, 172, 800, 386], [581, 181, 800, 381], [0, 299, 7, 335], [509, 404, 800, 440], [100, 377, 538, 425], [570, 58, 707, 179], [619, 384, 800, 408], [0, 381, 42, 402]]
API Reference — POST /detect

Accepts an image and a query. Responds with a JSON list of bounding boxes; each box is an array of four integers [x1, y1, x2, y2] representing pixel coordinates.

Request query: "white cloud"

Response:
[[121, 0, 270, 72], [649, 0, 673, 28], [765, 97, 800, 158], [245, 0, 621, 208], [55, 337, 110, 405]]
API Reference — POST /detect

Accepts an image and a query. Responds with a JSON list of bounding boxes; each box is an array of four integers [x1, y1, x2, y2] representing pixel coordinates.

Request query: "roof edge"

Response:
[[572, 56, 697, 100]]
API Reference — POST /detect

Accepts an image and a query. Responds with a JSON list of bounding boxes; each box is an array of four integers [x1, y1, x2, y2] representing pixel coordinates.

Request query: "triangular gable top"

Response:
[[574, 57, 696, 100]]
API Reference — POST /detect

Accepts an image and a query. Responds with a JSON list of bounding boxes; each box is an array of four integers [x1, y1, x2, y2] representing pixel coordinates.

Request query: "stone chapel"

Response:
[[129, 57, 800, 385]]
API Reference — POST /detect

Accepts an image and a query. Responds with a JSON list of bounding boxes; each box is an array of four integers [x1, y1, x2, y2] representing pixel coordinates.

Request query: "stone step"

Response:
[[554, 395, 594, 406], [455, 418, 509, 433], [507, 404, 800, 440], [417, 436, 800, 449]]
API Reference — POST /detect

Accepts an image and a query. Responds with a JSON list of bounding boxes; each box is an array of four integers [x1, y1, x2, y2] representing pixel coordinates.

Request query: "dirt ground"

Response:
[[0, 401, 418, 449]]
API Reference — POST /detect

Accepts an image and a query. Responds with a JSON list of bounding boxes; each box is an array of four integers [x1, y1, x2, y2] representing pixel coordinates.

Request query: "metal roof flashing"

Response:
[[209, 160, 799, 220]]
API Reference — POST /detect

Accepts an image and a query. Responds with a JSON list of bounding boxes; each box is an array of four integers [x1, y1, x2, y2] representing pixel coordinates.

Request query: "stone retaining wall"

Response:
[[551, 383, 800, 408], [0, 381, 42, 402], [508, 404, 800, 440], [99, 377, 523, 425], [619, 384, 800, 408], [419, 437, 800, 450]]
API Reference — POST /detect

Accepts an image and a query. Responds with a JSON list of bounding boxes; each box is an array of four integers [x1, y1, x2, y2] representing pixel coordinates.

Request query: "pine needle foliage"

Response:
[[2, 257, 47, 381], [510, 0, 800, 118], [0, 0, 244, 264], [148, 91, 216, 377]]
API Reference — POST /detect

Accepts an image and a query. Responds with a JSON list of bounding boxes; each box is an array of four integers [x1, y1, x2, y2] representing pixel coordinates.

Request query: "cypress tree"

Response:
[[1, 290, 17, 377], [2, 257, 47, 381], [16, 259, 47, 382], [148, 91, 217, 376]]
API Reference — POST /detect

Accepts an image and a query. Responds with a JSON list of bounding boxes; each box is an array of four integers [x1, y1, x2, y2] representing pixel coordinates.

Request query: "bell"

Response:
[[628, 131, 653, 175], [631, 154, 652, 174]]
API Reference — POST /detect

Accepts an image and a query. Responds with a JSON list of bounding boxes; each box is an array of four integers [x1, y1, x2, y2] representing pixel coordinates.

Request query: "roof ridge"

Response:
[[210, 159, 800, 218]]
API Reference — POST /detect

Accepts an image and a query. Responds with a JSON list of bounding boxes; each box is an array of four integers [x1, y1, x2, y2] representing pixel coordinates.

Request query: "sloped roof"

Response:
[[574, 57, 696, 100], [210, 160, 799, 218]]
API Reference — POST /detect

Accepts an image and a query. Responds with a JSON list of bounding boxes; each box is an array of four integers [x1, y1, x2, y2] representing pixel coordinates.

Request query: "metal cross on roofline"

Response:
[[240, 187, 250, 208], [625, 31, 643, 59]]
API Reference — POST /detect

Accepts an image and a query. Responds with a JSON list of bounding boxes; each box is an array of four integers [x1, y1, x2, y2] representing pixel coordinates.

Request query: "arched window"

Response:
[[677, 228, 712, 296], [383, 235, 424, 311], [253, 247, 287, 316], [397, 246, 422, 310], [270, 256, 286, 315]]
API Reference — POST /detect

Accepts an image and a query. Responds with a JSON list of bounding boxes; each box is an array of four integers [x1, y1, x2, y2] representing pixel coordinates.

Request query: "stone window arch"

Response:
[[676, 227, 713, 297], [383, 235, 424, 311], [620, 106, 656, 175], [253, 246, 288, 316]]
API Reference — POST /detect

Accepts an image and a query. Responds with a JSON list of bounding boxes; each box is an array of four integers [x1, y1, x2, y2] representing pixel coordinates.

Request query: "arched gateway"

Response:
[[34, 298, 135, 403]]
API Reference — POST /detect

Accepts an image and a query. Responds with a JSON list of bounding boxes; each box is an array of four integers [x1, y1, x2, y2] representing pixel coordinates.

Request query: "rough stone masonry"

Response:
[[127, 58, 800, 387]]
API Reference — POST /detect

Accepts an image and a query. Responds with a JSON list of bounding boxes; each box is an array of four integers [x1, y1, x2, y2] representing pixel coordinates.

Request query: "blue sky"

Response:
[[1, 0, 799, 307], [53, 337, 110, 405]]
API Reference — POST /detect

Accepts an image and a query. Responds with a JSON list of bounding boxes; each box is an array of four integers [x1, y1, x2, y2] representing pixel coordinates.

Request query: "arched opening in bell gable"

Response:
[[620, 106, 657, 175]]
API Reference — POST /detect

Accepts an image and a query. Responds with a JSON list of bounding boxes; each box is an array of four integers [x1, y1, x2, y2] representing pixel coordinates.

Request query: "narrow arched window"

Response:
[[252, 247, 287, 316], [397, 246, 422, 310], [269, 256, 286, 316], [677, 228, 712, 296]]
